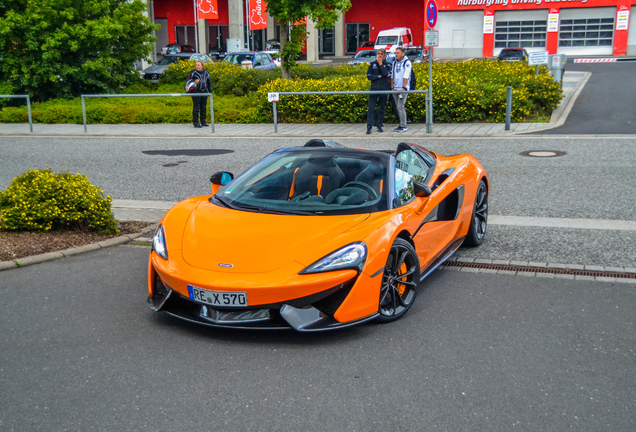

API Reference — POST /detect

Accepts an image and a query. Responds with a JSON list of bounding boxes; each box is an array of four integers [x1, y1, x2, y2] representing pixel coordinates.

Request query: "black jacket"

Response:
[[187, 69, 211, 93], [366, 60, 391, 91]]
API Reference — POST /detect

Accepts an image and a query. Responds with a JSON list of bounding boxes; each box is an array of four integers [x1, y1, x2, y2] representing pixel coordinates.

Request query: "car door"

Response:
[[393, 145, 463, 272]]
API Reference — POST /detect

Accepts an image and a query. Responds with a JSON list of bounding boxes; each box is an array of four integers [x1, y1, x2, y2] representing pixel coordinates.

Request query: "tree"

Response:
[[0, 0, 159, 101], [266, 0, 351, 79]]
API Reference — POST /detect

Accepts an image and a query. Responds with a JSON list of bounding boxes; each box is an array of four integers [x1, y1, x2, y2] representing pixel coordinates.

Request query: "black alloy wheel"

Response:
[[464, 180, 488, 247], [377, 238, 420, 323]]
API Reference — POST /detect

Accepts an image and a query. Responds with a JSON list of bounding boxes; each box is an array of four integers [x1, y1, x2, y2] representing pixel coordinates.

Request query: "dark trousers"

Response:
[[367, 94, 388, 127], [192, 95, 207, 125]]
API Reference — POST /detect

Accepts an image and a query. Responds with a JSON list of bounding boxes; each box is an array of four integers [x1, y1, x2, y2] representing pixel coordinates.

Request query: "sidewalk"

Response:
[[0, 71, 588, 138]]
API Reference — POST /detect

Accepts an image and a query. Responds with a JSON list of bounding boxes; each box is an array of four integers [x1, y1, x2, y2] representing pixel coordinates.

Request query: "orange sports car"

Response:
[[148, 140, 488, 331]]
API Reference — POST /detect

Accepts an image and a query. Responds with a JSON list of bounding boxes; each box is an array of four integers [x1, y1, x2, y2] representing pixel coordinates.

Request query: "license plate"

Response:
[[187, 285, 248, 307]]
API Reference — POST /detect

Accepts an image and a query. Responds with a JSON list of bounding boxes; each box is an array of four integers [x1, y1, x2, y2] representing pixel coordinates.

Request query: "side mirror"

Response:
[[211, 171, 234, 185], [413, 181, 432, 198], [210, 171, 234, 194]]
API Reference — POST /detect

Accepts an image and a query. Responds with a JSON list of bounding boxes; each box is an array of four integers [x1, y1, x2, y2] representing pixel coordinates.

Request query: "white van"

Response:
[[374, 27, 413, 54]]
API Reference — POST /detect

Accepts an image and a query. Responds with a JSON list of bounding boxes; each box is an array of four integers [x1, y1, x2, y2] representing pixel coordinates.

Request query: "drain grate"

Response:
[[443, 261, 636, 279]]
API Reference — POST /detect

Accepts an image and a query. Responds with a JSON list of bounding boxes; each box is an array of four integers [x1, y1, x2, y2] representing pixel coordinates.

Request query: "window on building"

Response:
[[494, 20, 547, 48], [346, 23, 370, 54], [558, 18, 614, 47], [209, 25, 229, 53]]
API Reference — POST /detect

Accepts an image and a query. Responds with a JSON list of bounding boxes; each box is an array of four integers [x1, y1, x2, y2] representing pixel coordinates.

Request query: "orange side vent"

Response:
[[379, 179, 383, 193], [317, 175, 324, 196], [288, 167, 300, 199]]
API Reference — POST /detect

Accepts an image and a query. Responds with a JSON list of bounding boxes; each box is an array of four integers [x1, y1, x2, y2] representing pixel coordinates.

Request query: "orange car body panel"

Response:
[[148, 149, 487, 325]]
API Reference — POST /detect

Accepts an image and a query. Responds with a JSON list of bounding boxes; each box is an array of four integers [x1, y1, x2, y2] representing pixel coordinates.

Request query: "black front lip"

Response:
[[147, 276, 376, 331]]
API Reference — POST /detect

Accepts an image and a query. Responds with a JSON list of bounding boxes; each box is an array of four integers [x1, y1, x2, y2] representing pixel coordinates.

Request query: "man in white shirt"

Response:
[[390, 47, 411, 132]]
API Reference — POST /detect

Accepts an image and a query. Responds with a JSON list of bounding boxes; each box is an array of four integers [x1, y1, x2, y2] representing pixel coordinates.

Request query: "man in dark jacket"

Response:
[[366, 48, 390, 134], [188, 61, 212, 128]]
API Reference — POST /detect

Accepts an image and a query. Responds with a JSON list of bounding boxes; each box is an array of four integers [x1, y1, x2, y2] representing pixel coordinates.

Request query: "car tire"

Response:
[[377, 238, 420, 323], [463, 179, 488, 247]]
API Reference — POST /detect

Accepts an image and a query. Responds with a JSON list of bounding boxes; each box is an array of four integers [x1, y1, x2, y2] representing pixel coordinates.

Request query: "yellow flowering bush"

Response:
[[0, 169, 118, 234], [254, 61, 563, 123]]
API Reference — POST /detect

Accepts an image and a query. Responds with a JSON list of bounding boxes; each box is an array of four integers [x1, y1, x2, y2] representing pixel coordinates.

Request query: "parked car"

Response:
[[356, 41, 376, 53], [161, 44, 196, 55], [210, 47, 227, 60], [141, 53, 213, 83], [266, 39, 280, 51], [263, 50, 282, 67], [347, 49, 379, 66], [147, 140, 489, 332], [223, 52, 277, 70], [407, 46, 429, 63], [497, 47, 529, 62]]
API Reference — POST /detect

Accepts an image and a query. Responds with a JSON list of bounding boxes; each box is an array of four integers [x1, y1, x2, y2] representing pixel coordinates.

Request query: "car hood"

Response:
[[143, 65, 168, 74], [181, 201, 370, 274]]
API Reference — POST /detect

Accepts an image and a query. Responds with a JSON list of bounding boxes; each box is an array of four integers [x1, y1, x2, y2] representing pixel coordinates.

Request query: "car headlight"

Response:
[[152, 225, 168, 260], [300, 242, 367, 274]]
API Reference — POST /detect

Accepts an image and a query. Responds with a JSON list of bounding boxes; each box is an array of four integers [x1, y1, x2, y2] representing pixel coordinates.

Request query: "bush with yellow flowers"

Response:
[[254, 60, 563, 123], [0, 169, 119, 234]]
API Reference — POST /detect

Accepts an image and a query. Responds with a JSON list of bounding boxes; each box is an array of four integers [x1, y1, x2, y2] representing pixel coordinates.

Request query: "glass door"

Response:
[[175, 25, 197, 49], [346, 23, 370, 54], [319, 28, 335, 54]]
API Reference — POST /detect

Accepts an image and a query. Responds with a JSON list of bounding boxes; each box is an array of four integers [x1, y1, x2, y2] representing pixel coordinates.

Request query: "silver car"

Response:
[[141, 53, 213, 83], [347, 49, 379, 66]]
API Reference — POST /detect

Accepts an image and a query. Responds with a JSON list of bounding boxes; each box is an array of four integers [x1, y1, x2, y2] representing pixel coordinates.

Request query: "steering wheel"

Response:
[[291, 191, 311, 202], [342, 181, 379, 200]]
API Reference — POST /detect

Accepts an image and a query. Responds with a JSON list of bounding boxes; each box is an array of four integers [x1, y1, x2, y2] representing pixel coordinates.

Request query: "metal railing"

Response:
[[1, 95, 33, 132], [269, 90, 430, 133], [81, 93, 215, 133]]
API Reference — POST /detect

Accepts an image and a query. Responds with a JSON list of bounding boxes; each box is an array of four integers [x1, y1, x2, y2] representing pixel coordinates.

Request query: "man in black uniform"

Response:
[[365, 48, 390, 134], [187, 61, 212, 128]]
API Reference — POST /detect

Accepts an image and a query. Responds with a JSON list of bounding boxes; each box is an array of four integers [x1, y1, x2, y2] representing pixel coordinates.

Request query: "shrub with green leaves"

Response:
[[0, 169, 118, 234]]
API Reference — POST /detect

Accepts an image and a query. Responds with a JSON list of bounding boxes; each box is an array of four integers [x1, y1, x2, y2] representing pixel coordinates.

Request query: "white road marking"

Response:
[[489, 215, 636, 232]]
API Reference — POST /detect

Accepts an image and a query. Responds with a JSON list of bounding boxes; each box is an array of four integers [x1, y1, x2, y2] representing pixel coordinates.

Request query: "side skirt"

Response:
[[419, 237, 465, 282]]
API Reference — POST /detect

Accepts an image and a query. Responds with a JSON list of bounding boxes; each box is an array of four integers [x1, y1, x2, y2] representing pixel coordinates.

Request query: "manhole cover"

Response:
[[519, 150, 567, 158], [143, 149, 234, 156]]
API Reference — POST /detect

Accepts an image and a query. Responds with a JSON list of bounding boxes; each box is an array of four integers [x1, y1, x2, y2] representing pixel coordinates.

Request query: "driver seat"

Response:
[[291, 155, 344, 198], [354, 160, 384, 194]]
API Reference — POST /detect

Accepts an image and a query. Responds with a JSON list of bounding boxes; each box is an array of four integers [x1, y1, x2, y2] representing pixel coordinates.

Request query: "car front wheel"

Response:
[[377, 238, 420, 323]]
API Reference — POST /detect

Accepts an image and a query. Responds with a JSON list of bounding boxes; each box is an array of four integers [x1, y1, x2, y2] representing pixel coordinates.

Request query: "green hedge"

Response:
[[0, 85, 260, 124], [254, 61, 562, 123], [0, 60, 562, 124]]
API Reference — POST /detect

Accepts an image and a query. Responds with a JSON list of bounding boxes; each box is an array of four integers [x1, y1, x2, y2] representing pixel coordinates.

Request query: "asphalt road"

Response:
[[1, 245, 634, 431], [537, 62, 636, 135], [2, 136, 635, 266]]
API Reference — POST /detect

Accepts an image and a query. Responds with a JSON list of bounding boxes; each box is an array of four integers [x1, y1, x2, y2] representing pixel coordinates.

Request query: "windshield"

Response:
[[355, 50, 377, 58], [156, 56, 182, 65], [213, 149, 390, 215], [499, 49, 524, 58], [224, 54, 254, 64], [376, 36, 399, 45]]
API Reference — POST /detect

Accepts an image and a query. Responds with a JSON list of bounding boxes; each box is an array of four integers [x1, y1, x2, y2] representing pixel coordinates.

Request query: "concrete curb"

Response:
[[0, 224, 157, 272], [514, 71, 592, 135]]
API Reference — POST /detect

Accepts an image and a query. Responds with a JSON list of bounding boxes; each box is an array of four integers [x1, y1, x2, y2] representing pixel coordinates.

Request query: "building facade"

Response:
[[149, 0, 636, 58]]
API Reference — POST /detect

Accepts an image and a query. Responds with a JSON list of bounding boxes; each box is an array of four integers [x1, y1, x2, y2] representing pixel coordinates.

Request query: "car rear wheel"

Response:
[[377, 238, 420, 323], [464, 180, 488, 247]]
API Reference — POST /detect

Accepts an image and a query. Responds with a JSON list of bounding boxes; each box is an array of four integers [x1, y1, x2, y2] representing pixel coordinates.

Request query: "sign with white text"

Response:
[[547, 12, 559, 32], [616, 9, 630, 30], [425, 31, 439, 47], [249, 0, 268, 30], [483, 10, 494, 34], [528, 51, 549, 65]]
